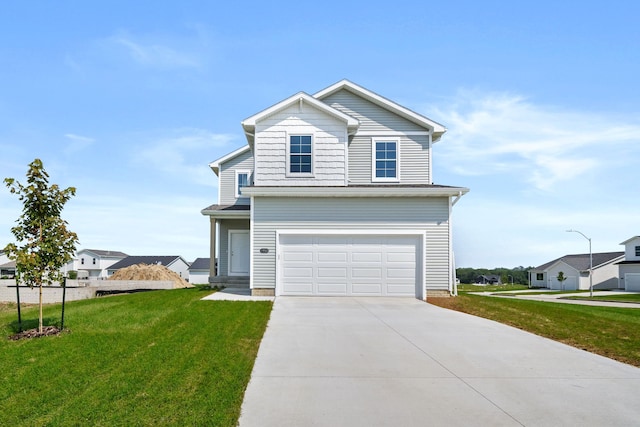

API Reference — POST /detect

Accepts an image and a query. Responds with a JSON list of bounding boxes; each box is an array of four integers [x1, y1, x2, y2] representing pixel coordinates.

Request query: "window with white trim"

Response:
[[635, 246, 640, 257], [235, 170, 251, 198], [288, 135, 313, 174], [372, 138, 399, 181]]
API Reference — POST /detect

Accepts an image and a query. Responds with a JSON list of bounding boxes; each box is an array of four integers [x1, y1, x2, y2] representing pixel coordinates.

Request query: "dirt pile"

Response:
[[108, 263, 193, 288]]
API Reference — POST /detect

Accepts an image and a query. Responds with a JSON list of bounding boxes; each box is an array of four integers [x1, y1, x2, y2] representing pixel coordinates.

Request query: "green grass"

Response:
[[0, 288, 272, 426], [457, 283, 528, 292], [428, 293, 640, 367]]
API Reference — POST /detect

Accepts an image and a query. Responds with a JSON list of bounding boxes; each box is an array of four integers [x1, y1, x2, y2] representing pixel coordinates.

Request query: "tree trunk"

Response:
[[39, 284, 43, 334]]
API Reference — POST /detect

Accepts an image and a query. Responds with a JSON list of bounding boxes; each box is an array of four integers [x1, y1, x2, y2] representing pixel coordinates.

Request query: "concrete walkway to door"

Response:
[[239, 297, 640, 426]]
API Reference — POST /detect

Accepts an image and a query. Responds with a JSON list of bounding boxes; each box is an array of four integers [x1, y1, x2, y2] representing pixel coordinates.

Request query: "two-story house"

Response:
[[618, 236, 640, 291], [201, 80, 469, 299], [65, 249, 128, 280]]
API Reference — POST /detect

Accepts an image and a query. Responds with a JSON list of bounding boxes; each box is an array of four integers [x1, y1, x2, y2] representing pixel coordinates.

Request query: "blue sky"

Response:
[[1, 1, 638, 268]]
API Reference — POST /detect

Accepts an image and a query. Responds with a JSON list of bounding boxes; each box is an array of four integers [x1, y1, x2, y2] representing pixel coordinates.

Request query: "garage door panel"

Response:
[[387, 268, 415, 278], [352, 283, 383, 294], [317, 267, 348, 278], [317, 283, 347, 294], [318, 252, 347, 262], [284, 283, 314, 294], [352, 252, 382, 263], [280, 234, 420, 297], [352, 267, 382, 278], [283, 267, 313, 278], [283, 251, 313, 262], [387, 284, 416, 294]]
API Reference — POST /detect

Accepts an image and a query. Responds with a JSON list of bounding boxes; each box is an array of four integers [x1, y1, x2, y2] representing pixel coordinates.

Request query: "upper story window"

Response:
[[288, 135, 313, 175], [235, 170, 252, 198], [81, 258, 84, 265], [92, 258, 96, 265], [635, 246, 640, 257], [372, 138, 399, 182]]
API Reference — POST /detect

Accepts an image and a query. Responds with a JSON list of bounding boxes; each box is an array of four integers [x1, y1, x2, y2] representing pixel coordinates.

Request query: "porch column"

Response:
[[209, 217, 217, 282]]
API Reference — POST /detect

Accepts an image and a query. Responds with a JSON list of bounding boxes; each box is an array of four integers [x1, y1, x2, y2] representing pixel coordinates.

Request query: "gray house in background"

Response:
[[188, 257, 211, 285], [202, 80, 468, 299], [529, 252, 624, 290]]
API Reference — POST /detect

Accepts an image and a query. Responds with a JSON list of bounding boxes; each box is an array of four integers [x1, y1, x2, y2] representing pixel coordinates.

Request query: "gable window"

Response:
[[372, 138, 399, 181], [81, 258, 84, 265], [288, 135, 312, 174], [636, 246, 640, 257], [235, 170, 251, 198], [92, 258, 96, 265]]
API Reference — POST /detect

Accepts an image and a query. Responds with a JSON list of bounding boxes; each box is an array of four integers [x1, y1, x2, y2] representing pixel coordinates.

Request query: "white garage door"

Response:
[[279, 235, 420, 297], [625, 274, 640, 291]]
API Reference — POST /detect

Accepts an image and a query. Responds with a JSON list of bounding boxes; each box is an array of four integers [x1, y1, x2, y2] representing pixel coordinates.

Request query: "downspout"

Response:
[[449, 194, 458, 296]]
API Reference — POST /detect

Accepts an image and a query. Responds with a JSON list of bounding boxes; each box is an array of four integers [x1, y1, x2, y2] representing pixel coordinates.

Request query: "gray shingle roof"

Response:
[[80, 249, 128, 257], [533, 252, 624, 272], [189, 258, 210, 270], [108, 256, 184, 270]]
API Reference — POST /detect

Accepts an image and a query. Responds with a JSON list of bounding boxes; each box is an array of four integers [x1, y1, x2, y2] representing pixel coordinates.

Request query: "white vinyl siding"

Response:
[[218, 219, 250, 276], [253, 103, 347, 186], [251, 197, 450, 292], [219, 150, 254, 205]]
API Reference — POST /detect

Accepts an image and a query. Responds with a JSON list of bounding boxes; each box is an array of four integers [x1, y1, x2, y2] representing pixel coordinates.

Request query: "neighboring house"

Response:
[[617, 236, 640, 291], [188, 258, 210, 284], [107, 256, 190, 279], [0, 250, 16, 278], [529, 252, 624, 290], [201, 80, 469, 299], [65, 249, 128, 280], [475, 275, 501, 285]]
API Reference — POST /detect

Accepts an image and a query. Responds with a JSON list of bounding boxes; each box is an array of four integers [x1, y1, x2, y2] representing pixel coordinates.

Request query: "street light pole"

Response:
[[566, 229, 593, 297]]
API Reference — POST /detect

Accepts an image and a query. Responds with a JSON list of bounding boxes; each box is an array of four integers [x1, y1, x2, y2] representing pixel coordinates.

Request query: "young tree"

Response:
[[4, 159, 79, 334], [556, 271, 567, 291]]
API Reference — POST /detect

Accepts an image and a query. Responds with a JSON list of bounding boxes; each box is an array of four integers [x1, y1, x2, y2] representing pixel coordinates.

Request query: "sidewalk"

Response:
[[470, 290, 640, 308]]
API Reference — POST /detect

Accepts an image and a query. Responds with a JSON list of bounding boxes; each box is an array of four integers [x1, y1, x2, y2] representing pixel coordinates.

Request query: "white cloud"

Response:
[[64, 133, 95, 153], [133, 128, 235, 187], [108, 29, 204, 69], [429, 90, 640, 190]]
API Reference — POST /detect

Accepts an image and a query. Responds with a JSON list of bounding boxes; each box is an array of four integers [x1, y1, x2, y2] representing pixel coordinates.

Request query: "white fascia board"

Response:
[[209, 145, 251, 175], [241, 92, 359, 135], [200, 209, 250, 219], [241, 186, 469, 198], [620, 236, 640, 245], [313, 79, 447, 138]]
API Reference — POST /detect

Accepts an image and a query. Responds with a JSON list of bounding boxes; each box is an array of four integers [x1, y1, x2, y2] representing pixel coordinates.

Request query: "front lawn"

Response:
[[428, 293, 640, 367], [0, 289, 272, 426]]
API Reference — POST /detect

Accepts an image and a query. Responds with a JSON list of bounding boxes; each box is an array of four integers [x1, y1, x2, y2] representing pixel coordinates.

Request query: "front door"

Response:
[[229, 230, 250, 275]]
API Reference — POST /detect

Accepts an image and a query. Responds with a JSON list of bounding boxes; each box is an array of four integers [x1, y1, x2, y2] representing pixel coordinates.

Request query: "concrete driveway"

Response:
[[239, 297, 640, 426]]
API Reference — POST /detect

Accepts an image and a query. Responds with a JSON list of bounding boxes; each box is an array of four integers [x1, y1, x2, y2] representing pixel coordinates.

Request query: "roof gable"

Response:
[[241, 91, 359, 145], [209, 145, 251, 175], [620, 236, 640, 245], [313, 79, 446, 140]]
